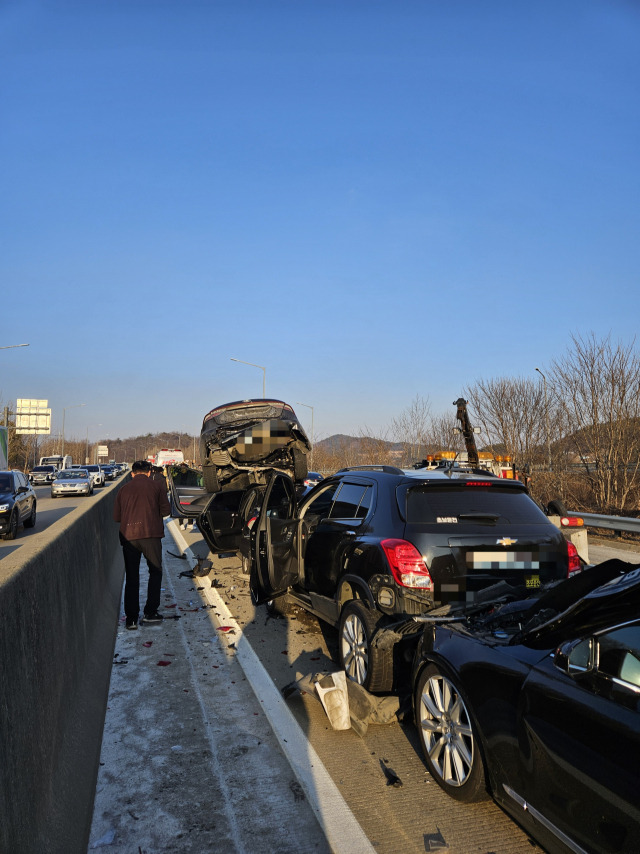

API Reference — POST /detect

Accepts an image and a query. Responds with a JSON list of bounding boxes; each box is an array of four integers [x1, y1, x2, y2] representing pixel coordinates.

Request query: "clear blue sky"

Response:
[[2, 0, 639, 444]]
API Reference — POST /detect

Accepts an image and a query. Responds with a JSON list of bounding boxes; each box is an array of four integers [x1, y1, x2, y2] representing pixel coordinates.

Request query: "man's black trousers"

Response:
[[119, 533, 163, 619]]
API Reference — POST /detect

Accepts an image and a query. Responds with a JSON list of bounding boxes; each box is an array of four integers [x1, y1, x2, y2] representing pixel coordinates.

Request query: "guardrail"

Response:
[[568, 512, 640, 537]]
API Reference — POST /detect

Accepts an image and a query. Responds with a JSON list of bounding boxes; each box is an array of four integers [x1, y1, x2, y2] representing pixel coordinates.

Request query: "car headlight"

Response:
[[0, 504, 10, 511]]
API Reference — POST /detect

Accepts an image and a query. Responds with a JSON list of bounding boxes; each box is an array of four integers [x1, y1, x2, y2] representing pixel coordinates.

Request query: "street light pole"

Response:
[[535, 368, 551, 471], [61, 403, 86, 458], [296, 401, 314, 469], [86, 424, 102, 465], [230, 358, 266, 398]]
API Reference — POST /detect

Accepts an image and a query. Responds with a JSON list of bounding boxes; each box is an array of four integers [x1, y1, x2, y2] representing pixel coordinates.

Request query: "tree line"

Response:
[[313, 332, 640, 516], [4, 332, 639, 515]]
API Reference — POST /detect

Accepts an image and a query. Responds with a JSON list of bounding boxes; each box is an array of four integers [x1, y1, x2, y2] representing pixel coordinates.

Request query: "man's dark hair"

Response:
[[132, 460, 152, 474]]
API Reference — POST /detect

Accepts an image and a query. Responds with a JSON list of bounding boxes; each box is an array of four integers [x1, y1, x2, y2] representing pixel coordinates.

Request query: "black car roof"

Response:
[[334, 465, 525, 488]]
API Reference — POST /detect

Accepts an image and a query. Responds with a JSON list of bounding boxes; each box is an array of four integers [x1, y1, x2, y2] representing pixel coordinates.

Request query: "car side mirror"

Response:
[[554, 637, 593, 676]]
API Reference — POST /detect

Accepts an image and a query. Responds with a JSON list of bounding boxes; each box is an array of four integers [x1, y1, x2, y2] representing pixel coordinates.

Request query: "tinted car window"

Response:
[[355, 485, 373, 519], [265, 476, 295, 519], [302, 482, 341, 520], [598, 625, 640, 688], [329, 482, 369, 519], [405, 485, 549, 525], [0, 474, 14, 491]]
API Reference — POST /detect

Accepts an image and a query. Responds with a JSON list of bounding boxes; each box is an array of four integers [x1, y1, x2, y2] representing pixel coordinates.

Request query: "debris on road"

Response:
[[379, 759, 403, 788], [89, 827, 116, 848], [282, 672, 401, 736]]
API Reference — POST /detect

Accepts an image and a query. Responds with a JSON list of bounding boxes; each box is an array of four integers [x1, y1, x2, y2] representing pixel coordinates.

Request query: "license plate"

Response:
[[469, 551, 536, 569], [525, 574, 541, 589]]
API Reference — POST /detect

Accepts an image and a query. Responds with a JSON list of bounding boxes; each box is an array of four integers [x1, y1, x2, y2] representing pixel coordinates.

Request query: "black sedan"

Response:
[[0, 470, 37, 539], [412, 559, 640, 854]]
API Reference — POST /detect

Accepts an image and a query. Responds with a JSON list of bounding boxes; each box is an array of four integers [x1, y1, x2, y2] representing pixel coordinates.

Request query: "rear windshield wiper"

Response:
[[457, 512, 500, 523]]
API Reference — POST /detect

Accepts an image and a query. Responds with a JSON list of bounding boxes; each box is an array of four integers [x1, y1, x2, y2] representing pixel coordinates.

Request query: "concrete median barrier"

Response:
[[0, 483, 125, 854]]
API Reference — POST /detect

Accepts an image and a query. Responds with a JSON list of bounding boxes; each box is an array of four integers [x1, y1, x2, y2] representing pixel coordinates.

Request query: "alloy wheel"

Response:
[[340, 613, 368, 684], [419, 672, 474, 787]]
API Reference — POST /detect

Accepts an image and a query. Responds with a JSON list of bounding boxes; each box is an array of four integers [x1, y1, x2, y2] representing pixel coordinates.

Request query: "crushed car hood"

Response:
[[516, 559, 640, 649]]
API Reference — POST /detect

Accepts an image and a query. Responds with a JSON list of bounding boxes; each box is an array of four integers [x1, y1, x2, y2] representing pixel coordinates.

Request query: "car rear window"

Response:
[[404, 484, 549, 525]]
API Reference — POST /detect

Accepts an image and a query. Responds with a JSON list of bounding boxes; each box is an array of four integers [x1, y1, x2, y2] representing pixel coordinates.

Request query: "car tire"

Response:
[[292, 449, 308, 482], [3, 511, 19, 541], [24, 504, 36, 529], [415, 663, 488, 802], [547, 498, 568, 516], [338, 600, 393, 693], [203, 464, 219, 493]]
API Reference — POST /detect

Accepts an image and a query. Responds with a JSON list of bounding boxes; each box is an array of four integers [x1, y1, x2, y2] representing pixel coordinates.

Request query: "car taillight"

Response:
[[561, 516, 584, 527], [381, 539, 433, 590], [566, 540, 582, 577]]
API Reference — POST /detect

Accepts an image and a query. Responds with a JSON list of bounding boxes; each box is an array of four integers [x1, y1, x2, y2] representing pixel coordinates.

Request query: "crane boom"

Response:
[[454, 398, 479, 467]]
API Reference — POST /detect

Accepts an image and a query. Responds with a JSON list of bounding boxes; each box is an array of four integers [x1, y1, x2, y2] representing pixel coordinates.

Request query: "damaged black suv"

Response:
[[249, 465, 581, 693], [199, 399, 311, 493]]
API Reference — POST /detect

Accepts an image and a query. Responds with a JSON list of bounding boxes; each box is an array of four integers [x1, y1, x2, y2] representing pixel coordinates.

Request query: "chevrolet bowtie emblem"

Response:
[[496, 537, 517, 546]]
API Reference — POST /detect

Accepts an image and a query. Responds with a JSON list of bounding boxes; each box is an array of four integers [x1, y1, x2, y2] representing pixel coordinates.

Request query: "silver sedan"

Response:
[[51, 469, 94, 498]]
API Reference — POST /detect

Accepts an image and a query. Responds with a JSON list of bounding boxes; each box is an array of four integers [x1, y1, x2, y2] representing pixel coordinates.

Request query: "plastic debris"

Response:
[[157, 660, 172, 667], [379, 759, 403, 788], [217, 626, 235, 633], [424, 830, 449, 850], [194, 557, 213, 576], [89, 828, 116, 848], [142, 641, 153, 648], [282, 671, 401, 737], [315, 672, 350, 730]]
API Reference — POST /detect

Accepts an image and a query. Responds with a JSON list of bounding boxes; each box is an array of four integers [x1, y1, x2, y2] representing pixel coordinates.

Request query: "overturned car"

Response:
[[199, 399, 311, 493]]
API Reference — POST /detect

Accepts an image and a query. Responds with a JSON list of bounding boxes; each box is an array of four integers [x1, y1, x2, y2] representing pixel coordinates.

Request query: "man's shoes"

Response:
[[143, 612, 164, 624], [126, 617, 138, 630], [180, 523, 187, 530]]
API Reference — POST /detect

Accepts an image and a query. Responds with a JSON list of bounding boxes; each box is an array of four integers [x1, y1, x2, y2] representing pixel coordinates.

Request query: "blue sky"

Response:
[[2, 0, 639, 445]]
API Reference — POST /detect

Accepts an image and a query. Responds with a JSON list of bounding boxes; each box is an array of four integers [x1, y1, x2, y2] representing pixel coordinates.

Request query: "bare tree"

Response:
[[464, 377, 551, 471], [425, 409, 465, 456], [551, 332, 640, 513], [358, 425, 398, 467], [391, 395, 431, 465]]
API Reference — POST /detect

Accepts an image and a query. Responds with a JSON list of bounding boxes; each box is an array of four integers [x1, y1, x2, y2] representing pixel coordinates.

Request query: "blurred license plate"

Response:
[[525, 574, 541, 588], [469, 551, 536, 569]]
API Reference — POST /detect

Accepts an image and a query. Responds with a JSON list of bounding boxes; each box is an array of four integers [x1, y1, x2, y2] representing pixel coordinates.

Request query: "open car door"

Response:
[[197, 488, 257, 555], [250, 472, 300, 605], [166, 465, 209, 520]]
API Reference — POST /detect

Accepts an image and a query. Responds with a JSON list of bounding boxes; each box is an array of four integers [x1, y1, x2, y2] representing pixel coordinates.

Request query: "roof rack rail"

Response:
[[336, 465, 405, 475]]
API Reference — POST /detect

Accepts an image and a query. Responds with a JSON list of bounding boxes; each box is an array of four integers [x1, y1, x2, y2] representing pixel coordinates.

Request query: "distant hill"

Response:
[[315, 434, 405, 453]]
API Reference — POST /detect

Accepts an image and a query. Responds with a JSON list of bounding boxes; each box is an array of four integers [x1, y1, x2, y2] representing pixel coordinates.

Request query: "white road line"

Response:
[[168, 521, 376, 854]]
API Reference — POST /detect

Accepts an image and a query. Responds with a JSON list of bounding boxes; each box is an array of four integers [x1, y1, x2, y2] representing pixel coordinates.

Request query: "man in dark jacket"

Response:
[[114, 459, 171, 630]]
